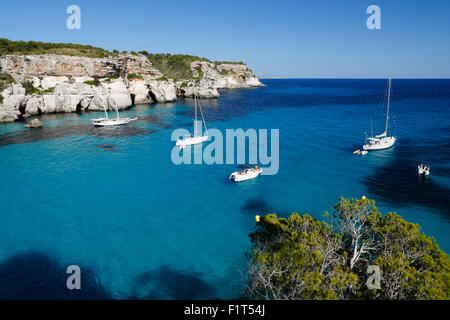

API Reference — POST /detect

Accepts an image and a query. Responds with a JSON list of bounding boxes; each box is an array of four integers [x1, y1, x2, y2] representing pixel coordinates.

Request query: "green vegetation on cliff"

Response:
[[21, 80, 40, 95], [143, 53, 210, 81], [0, 38, 111, 58], [143, 53, 245, 81], [247, 197, 450, 300], [83, 79, 101, 86], [127, 73, 143, 80], [0, 73, 15, 100], [21, 80, 56, 95]]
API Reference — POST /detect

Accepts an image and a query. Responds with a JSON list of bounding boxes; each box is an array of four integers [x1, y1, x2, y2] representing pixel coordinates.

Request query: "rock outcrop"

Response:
[[24, 118, 43, 128], [0, 53, 262, 122]]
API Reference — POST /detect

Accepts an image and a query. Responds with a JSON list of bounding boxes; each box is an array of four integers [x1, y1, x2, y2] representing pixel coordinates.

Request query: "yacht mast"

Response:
[[385, 76, 391, 135], [194, 93, 198, 137], [370, 118, 373, 138], [198, 98, 208, 136], [103, 104, 109, 119]]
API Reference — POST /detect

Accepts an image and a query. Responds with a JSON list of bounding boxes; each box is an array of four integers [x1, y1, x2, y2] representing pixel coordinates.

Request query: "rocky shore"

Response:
[[0, 54, 262, 122]]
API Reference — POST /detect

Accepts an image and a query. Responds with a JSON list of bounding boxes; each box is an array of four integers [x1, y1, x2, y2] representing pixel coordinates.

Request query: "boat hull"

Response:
[[363, 136, 396, 151], [230, 169, 262, 182], [418, 166, 430, 175], [91, 118, 137, 127], [176, 136, 208, 148]]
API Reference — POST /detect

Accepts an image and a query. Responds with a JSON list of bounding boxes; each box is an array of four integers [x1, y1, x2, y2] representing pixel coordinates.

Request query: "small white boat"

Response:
[[91, 104, 137, 127], [362, 76, 396, 151], [229, 166, 263, 182], [353, 149, 368, 155], [176, 93, 208, 148], [418, 164, 430, 176]]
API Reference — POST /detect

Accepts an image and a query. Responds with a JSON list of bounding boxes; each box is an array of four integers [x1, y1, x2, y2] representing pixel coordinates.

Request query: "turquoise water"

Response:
[[0, 79, 449, 299]]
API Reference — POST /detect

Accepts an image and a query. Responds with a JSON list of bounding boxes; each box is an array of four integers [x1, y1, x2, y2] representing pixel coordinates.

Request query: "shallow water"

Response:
[[0, 79, 449, 299]]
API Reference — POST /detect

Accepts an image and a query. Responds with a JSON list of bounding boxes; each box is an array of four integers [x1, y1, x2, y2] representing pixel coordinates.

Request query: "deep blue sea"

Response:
[[0, 79, 449, 299]]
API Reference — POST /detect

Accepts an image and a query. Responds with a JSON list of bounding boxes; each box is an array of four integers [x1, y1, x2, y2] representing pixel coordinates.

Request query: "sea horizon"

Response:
[[259, 77, 450, 80]]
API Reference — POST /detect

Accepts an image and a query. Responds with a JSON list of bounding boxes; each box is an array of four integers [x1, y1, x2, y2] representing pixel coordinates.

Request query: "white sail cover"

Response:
[[376, 130, 387, 138]]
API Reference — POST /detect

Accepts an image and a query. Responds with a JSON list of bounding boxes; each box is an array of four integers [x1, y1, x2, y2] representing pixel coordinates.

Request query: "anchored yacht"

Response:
[[91, 104, 137, 127], [363, 76, 396, 151], [176, 93, 209, 148]]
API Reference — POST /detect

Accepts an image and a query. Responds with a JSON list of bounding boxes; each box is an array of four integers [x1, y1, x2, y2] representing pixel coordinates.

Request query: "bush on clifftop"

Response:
[[144, 53, 210, 81], [0, 38, 111, 58], [0, 39, 247, 82], [246, 197, 450, 300]]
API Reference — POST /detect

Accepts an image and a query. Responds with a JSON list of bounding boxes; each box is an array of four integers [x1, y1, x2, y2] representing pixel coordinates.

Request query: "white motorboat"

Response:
[[229, 166, 263, 182], [363, 76, 396, 151], [418, 164, 430, 176], [91, 104, 137, 127], [176, 93, 208, 148]]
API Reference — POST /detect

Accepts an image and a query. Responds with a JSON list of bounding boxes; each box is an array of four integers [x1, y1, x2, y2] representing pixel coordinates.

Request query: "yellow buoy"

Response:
[[255, 215, 260, 223], [362, 196, 366, 200]]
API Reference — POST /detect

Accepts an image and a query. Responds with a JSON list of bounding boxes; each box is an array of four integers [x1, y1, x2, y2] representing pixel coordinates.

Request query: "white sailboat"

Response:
[[176, 93, 209, 148], [363, 76, 396, 151], [91, 104, 137, 127]]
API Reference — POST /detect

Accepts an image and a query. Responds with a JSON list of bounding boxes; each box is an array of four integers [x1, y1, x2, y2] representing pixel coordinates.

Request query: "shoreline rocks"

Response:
[[0, 53, 263, 122], [24, 118, 43, 128]]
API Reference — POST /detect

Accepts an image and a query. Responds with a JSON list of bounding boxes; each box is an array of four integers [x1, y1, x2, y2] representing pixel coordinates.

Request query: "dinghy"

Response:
[[418, 164, 430, 176], [229, 166, 263, 182], [176, 93, 209, 148], [363, 76, 396, 151]]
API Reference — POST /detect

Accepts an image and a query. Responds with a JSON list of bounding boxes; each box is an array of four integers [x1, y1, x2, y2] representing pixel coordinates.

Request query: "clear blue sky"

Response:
[[1, 0, 449, 78]]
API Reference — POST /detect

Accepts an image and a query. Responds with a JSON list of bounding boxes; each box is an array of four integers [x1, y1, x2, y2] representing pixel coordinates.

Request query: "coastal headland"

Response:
[[0, 39, 263, 122]]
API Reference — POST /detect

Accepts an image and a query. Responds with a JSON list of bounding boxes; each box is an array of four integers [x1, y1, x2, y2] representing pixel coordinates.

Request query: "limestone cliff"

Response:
[[0, 53, 262, 122]]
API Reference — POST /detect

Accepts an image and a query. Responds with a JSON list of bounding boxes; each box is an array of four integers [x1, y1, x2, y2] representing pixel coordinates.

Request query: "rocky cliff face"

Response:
[[0, 54, 262, 122], [0, 54, 162, 80]]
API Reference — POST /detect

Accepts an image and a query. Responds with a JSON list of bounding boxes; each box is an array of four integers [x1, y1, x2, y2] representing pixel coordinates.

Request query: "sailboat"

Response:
[[363, 76, 396, 151], [91, 104, 137, 127], [176, 93, 209, 148]]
